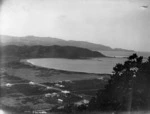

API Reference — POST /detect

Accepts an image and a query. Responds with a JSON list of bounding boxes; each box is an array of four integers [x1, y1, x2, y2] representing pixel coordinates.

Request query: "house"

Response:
[[29, 81, 35, 85], [58, 99, 63, 103], [45, 93, 52, 97], [61, 90, 70, 94], [5, 83, 13, 87], [74, 99, 89, 106]]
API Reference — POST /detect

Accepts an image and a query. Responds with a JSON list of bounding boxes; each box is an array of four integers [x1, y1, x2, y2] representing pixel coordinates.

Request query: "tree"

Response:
[[88, 54, 150, 112]]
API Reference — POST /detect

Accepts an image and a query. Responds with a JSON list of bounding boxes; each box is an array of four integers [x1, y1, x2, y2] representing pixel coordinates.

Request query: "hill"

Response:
[[0, 45, 105, 59], [0, 35, 134, 52]]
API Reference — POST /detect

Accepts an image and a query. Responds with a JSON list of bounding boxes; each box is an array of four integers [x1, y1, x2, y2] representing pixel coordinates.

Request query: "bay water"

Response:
[[27, 51, 150, 74]]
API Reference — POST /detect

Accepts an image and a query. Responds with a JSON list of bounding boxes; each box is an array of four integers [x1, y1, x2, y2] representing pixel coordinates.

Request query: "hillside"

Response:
[[0, 35, 134, 52], [0, 45, 105, 59]]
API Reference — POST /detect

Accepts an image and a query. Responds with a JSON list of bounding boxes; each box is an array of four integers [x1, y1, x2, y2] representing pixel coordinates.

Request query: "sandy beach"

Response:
[[5, 59, 110, 83]]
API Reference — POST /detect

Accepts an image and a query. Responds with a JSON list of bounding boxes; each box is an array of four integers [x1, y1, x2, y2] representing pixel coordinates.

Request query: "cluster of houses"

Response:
[[54, 83, 64, 88], [2, 77, 90, 114], [24, 98, 90, 114], [45, 92, 59, 98]]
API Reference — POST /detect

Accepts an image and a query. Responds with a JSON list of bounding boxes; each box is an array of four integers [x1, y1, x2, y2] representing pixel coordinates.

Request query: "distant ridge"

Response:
[[0, 35, 134, 52]]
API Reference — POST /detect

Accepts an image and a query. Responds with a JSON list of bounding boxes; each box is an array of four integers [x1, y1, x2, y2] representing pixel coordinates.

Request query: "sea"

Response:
[[27, 51, 150, 74]]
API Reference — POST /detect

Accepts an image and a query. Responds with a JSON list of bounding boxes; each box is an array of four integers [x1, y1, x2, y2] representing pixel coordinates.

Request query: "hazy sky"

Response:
[[0, 0, 150, 51]]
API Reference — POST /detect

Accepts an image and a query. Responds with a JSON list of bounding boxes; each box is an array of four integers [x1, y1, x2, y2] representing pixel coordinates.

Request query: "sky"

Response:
[[0, 0, 150, 52]]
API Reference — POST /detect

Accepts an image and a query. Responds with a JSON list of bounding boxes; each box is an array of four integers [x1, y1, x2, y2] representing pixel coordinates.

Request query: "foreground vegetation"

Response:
[[88, 54, 150, 112]]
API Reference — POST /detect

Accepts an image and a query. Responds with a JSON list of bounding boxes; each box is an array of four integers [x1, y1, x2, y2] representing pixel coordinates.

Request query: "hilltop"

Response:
[[0, 45, 105, 59]]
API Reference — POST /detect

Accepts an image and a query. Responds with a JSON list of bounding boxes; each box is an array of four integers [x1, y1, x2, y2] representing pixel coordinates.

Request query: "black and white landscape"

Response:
[[0, 0, 150, 114]]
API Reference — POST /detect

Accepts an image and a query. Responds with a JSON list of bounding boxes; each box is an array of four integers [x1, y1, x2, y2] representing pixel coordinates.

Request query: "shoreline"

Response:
[[13, 58, 111, 83], [21, 59, 112, 76]]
